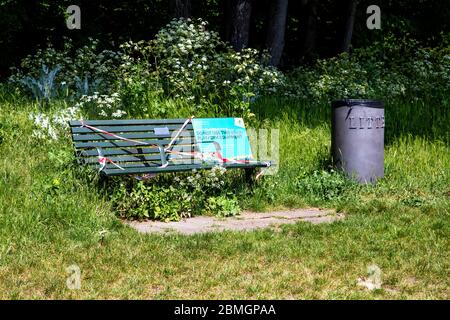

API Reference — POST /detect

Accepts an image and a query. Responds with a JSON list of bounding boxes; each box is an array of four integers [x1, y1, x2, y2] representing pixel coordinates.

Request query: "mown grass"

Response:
[[0, 92, 449, 299]]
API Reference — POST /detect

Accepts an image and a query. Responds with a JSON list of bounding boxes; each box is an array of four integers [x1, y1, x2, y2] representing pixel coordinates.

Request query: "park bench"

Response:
[[69, 117, 272, 179]]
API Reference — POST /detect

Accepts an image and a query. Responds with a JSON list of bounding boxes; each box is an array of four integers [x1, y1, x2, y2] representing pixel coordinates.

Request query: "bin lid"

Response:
[[332, 99, 384, 109]]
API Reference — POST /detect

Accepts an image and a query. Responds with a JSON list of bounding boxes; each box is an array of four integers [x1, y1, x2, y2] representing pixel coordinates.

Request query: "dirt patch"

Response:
[[125, 208, 343, 235]]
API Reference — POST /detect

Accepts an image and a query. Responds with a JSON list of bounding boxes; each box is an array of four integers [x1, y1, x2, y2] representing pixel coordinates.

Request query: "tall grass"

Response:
[[246, 96, 449, 209]]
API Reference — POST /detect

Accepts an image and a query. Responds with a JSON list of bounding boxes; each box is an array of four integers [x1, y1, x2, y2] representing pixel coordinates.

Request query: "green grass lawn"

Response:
[[0, 94, 449, 299]]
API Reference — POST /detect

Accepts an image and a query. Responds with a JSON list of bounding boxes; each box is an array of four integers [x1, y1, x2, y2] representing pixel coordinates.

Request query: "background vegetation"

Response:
[[1, 0, 449, 76]]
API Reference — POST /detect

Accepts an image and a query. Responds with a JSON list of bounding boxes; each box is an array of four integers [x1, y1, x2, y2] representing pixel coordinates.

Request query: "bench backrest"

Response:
[[69, 119, 197, 173]]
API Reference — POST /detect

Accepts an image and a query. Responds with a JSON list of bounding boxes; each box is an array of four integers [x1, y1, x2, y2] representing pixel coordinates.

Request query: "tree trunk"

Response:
[[170, 0, 191, 19], [226, 0, 252, 51], [301, 0, 318, 60], [265, 0, 289, 67], [340, 0, 358, 53]]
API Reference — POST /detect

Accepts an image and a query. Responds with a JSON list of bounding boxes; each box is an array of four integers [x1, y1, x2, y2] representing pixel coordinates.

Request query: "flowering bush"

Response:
[[29, 105, 81, 141], [409, 44, 450, 99], [285, 54, 407, 101], [10, 19, 284, 119], [121, 19, 284, 117], [284, 33, 450, 102], [75, 92, 126, 119]]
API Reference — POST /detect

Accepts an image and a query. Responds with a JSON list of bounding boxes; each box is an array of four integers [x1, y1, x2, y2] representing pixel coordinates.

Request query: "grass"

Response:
[[0, 91, 449, 299]]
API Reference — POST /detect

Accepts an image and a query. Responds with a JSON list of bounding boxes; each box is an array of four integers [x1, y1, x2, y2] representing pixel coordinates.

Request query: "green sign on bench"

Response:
[[69, 117, 272, 177]]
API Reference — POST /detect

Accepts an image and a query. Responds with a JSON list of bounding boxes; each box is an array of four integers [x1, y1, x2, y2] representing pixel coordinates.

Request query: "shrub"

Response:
[[10, 19, 284, 119], [9, 38, 123, 100], [120, 19, 284, 118], [284, 33, 450, 102], [205, 195, 240, 217], [110, 166, 241, 221], [75, 92, 126, 119], [113, 182, 186, 221], [28, 105, 82, 141]]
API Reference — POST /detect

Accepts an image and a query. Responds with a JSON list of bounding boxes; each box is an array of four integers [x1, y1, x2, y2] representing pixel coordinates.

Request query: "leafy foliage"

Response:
[[111, 166, 241, 220], [120, 19, 284, 118], [10, 19, 283, 119], [9, 39, 123, 100], [295, 169, 357, 203], [285, 33, 450, 103], [18, 65, 62, 101]]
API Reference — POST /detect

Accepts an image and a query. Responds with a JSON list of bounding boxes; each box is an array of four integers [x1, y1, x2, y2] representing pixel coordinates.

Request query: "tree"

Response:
[[301, 0, 318, 60], [170, 0, 191, 19], [265, 0, 289, 66], [226, 0, 252, 51], [339, 0, 358, 53]]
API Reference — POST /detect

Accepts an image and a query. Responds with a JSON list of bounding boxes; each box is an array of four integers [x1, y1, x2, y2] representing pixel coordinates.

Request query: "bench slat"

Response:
[[78, 146, 197, 157], [71, 124, 193, 134], [72, 131, 194, 141], [74, 138, 195, 148], [87, 160, 270, 171], [87, 159, 202, 169], [78, 147, 167, 156], [102, 162, 267, 175], [82, 154, 195, 164], [69, 119, 187, 126]]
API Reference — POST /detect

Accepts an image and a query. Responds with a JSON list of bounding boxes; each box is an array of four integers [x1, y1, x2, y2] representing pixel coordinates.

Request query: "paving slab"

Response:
[[125, 208, 343, 235]]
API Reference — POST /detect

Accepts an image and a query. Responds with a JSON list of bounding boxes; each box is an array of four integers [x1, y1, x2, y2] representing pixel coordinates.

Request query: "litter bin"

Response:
[[331, 99, 384, 184]]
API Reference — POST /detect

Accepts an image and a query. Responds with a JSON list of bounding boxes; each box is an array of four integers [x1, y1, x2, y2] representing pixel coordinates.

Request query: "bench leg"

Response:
[[244, 168, 256, 186], [97, 173, 109, 190]]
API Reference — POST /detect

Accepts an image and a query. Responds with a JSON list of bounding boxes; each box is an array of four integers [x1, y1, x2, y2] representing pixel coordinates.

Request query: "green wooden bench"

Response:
[[69, 118, 272, 178]]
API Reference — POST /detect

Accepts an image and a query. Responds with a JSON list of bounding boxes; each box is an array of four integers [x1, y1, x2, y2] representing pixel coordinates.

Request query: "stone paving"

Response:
[[126, 208, 343, 235]]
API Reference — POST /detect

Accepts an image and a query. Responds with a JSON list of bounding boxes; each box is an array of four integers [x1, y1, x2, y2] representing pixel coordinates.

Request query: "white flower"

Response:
[[112, 110, 126, 118]]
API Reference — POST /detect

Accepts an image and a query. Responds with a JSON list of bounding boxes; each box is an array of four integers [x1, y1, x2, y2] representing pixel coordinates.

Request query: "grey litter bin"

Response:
[[331, 99, 384, 184]]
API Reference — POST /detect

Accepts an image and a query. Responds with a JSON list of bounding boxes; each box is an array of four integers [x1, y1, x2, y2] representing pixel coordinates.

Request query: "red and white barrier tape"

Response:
[[98, 155, 125, 172], [95, 147, 125, 172], [165, 116, 194, 152]]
